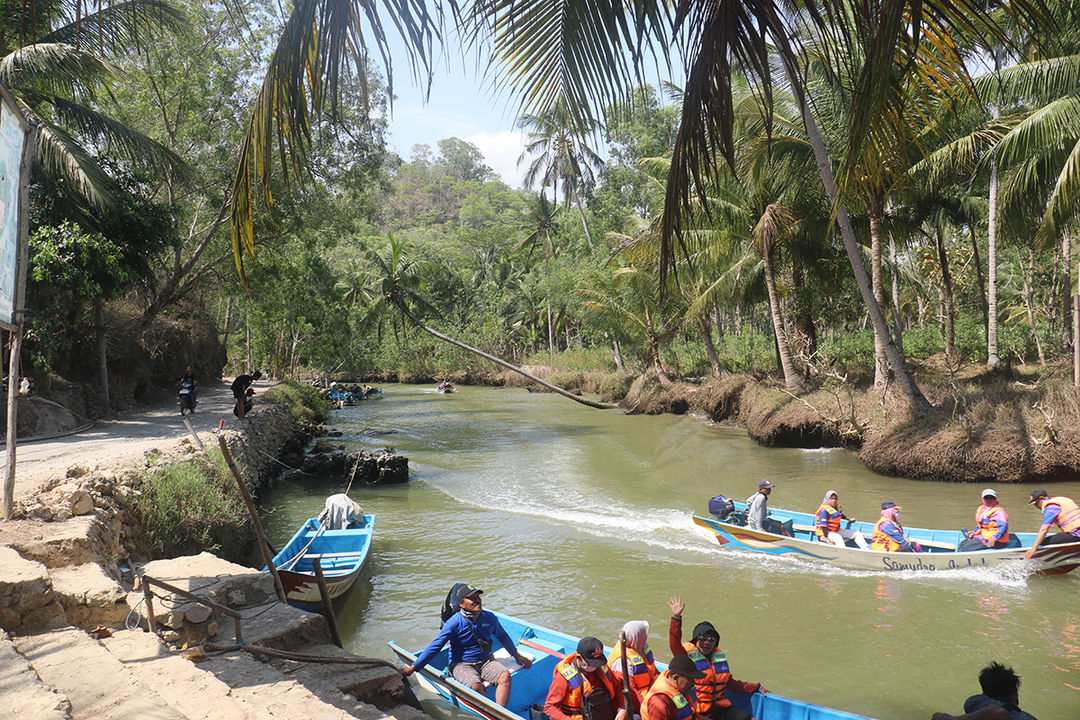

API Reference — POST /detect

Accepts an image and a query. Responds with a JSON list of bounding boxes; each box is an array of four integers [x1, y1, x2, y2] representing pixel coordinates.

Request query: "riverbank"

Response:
[[356, 359, 1080, 483]]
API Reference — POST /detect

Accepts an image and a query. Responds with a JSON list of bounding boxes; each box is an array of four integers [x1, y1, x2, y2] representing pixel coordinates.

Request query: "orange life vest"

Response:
[[552, 654, 618, 717], [1046, 496, 1080, 533], [975, 504, 1011, 545], [680, 641, 732, 712], [641, 671, 694, 720], [607, 643, 658, 711], [815, 503, 841, 537], [871, 517, 903, 551]]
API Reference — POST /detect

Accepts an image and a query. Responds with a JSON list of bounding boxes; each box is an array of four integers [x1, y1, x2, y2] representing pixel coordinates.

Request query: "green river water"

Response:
[[260, 384, 1080, 720]]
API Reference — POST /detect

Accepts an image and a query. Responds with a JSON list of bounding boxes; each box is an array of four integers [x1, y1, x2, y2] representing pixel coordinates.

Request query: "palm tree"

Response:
[[361, 234, 615, 409], [1, 1, 185, 213], [515, 194, 559, 352], [517, 97, 604, 245]]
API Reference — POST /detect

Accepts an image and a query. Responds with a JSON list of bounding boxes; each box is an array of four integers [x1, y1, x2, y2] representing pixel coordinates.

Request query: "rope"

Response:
[[200, 642, 400, 668], [249, 446, 319, 476]]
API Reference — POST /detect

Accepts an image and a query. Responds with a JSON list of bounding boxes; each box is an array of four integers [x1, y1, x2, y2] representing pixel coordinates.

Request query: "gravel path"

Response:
[[11, 380, 271, 500]]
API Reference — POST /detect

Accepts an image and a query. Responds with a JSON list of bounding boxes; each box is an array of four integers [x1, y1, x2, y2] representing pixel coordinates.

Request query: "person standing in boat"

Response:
[[608, 620, 658, 714], [870, 502, 920, 553], [745, 480, 792, 537], [959, 489, 1019, 551], [401, 585, 532, 707], [1023, 490, 1080, 559], [667, 596, 766, 720], [641, 653, 707, 720], [545, 636, 626, 720], [814, 490, 869, 549]]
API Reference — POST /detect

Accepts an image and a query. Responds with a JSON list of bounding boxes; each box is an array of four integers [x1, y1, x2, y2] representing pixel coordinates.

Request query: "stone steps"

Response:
[[0, 629, 71, 720]]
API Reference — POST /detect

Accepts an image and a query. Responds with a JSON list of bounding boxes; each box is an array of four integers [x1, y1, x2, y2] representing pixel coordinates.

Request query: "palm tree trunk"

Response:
[[222, 296, 233, 363], [769, 18, 930, 414], [610, 334, 628, 375], [935, 226, 957, 358], [1020, 248, 1046, 364], [546, 299, 554, 353], [573, 193, 593, 247], [94, 297, 110, 414], [888, 231, 904, 354], [791, 252, 817, 359], [761, 243, 803, 391], [1063, 229, 1072, 356], [698, 315, 724, 376], [398, 306, 616, 409], [969, 225, 988, 339], [869, 208, 889, 387], [987, 50, 1003, 370]]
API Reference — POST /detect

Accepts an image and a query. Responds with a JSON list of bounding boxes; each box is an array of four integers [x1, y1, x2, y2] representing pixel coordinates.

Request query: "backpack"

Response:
[[440, 582, 469, 626], [708, 494, 735, 519]]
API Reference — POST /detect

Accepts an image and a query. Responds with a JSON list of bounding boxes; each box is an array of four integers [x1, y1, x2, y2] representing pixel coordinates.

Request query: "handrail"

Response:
[[140, 574, 243, 645]]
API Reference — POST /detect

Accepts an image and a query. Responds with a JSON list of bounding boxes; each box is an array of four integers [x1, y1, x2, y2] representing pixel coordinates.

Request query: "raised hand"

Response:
[[668, 595, 685, 618]]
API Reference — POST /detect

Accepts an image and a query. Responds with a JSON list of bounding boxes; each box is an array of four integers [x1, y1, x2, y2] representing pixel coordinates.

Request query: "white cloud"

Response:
[[467, 130, 528, 189]]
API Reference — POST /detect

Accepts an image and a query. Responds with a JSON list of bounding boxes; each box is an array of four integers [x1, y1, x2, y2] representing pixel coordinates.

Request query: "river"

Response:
[[260, 384, 1080, 720]]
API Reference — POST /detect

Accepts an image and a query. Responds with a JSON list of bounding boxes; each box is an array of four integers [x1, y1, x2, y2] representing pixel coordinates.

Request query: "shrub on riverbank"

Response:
[[263, 380, 332, 425]]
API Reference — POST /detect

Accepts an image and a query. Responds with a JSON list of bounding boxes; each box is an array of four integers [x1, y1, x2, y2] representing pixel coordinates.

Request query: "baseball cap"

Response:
[[456, 584, 483, 601], [759, 480, 774, 489], [668, 654, 707, 679], [577, 637, 606, 668], [691, 621, 720, 643], [1029, 490, 1048, 505], [981, 488, 997, 499], [881, 501, 901, 510]]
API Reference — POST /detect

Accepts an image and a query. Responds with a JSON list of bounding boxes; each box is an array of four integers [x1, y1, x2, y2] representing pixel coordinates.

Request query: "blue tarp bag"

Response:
[[708, 494, 735, 519]]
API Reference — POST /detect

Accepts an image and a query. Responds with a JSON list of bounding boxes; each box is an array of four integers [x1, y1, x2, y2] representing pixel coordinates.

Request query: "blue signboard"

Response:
[[0, 93, 28, 329]]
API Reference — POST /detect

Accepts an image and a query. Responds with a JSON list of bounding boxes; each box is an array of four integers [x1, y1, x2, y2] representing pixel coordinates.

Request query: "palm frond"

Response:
[[31, 116, 119, 211], [41, 1, 185, 53], [0, 43, 113, 96]]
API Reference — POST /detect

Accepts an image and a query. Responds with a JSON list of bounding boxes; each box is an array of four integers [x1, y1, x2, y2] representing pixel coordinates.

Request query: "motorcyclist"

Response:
[[178, 365, 197, 414]]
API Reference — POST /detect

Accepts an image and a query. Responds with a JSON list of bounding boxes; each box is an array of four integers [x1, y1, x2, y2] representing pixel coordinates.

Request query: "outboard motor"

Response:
[[708, 494, 735, 520], [440, 582, 469, 626]]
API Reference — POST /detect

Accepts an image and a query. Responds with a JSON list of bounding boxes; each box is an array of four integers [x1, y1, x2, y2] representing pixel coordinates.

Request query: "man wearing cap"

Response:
[[1024, 490, 1080, 559], [667, 596, 765, 720], [544, 637, 626, 720], [401, 585, 531, 707], [870, 502, 920, 553], [641, 654, 707, 720], [959, 490, 1018, 552], [745, 481, 791, 537]]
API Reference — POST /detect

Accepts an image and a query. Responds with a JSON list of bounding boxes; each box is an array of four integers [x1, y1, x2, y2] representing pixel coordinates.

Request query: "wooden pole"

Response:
[[312, 558, 342, 648], [182, 417, 205, 451], [619, 632, 634, 717], [217, 436, 286, 603]]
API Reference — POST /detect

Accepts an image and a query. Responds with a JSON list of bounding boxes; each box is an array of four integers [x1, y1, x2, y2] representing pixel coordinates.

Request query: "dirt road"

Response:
[[11, 380, 271, 500]]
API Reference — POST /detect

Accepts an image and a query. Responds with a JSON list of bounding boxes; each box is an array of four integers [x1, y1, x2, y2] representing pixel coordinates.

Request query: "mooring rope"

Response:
[[198, 642, 399, 668]]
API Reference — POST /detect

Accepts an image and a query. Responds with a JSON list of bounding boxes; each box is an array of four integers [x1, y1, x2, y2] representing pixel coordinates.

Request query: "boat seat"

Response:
[[483, 648, 536, 686]]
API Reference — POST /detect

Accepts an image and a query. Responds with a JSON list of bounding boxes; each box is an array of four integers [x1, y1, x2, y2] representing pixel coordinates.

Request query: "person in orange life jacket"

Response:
[[608, 620, 658, 714], [870, 502, 921, 553], [667, 596, 766, 720], [959, 489, 1020, 552], [641, 653, 707, 720], [401, 585, 531, 707], [1024, 490, 1080, 559], [544, 636, 626, 720], [814, 490, 868, 549]]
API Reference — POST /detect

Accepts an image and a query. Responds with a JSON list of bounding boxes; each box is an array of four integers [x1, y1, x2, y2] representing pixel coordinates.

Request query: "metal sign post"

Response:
[[1, 83, 34, 521]]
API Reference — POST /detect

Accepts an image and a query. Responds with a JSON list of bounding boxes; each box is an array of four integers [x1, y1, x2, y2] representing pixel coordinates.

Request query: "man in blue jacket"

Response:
[[401, 584, 532, 706]]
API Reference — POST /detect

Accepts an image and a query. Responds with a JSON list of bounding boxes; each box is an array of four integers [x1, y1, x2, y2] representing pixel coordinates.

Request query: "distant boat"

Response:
[[694, 502, 1080, 575], [268, 515, 374, 609], [436, 382, 455, 393], [389, 609, 875, 720], [329, 387, 357, 405]]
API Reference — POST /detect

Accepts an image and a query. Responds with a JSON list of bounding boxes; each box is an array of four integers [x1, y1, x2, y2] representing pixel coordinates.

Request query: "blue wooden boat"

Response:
[[268, 515, 374, 609], [329, 387, 357, 405], [389, 610, 875, 720], [694, 501, 1080, 574]]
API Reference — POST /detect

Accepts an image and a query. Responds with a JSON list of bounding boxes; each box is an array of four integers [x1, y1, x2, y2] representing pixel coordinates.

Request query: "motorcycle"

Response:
[[178, 378, 197, 415]]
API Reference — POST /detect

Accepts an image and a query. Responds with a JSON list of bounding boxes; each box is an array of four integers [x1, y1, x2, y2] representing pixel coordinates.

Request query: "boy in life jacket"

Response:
[[667, 596, 767, 720], [545, 636, 626, 720], [608, 620, 658, 714], [641, 654, 707, 720], [1024, 490, 1080, 559]]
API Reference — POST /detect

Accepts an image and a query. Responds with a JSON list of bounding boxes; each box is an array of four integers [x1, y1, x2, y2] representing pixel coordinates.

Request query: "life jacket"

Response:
[[1047, 496, 1080, 534], [871, 517, 902, 551], [975, 504, 1011, 545], [681, 642, 732, 712], [607, 643, 657, 710], [553, 654, 617, 717], [641, 671, 695, 720], [815, 503, 842, 537]]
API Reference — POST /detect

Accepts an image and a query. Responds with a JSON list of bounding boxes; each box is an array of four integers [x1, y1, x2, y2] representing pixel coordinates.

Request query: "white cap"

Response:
[[981, 488, 997, 498]]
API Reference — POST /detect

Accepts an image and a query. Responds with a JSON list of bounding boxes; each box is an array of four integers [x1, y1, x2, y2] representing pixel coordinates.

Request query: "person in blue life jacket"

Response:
[[400, 584, 532, 706]]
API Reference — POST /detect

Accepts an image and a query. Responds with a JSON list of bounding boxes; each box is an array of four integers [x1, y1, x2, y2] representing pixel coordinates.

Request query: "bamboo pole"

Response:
[[182, 417, 205, 451], [217, 436, 286, 603], [312, 559, 342, 649]]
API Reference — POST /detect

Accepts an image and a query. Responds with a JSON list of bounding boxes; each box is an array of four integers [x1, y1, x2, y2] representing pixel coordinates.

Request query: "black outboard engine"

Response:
[[440, 582, 470, 626], [708, 494, 735, 520]]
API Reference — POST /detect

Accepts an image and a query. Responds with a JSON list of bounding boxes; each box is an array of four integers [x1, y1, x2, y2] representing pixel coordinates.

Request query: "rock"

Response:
[[66, 464, 90, 479], [184, 603, 212, 624], [0, 546, 64, 631], [69, 489, 94, 515], [49, 562, 129, 629], [312, 438, 345, 454]]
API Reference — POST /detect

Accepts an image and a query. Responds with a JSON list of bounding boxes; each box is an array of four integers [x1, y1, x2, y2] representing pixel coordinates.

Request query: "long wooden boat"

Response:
[[268, 515, 374, 609], [389, 610, 875, 720], [693, 502, 1080, 574]]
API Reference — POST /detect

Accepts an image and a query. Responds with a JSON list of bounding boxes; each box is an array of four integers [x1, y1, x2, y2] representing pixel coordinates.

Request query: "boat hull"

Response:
[[390, 610, 874, 720], [692, 513, 1080, 574], [268, 515, 374, 609]]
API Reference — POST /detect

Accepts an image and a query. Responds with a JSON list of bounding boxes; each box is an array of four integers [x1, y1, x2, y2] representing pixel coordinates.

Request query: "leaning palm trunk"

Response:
[[935, 227, 957, 358], [888, 232, 904, 354], [761, 243, 803, 392], [769, 16, 931, 414], [869, 210, 889, 387], [698, 315, 725, 376], [396, 306, 616, 409], [1063, 230, 1072, 355]]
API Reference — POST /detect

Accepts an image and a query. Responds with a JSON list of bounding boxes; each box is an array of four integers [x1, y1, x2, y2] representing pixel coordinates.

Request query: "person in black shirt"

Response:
[[230, 371, 261, 419]]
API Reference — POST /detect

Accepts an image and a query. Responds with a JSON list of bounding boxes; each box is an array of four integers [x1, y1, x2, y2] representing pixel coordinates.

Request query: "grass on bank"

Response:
[[263, 380, 332, 424]]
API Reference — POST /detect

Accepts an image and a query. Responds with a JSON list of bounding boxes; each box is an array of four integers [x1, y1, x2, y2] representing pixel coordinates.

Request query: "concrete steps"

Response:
[[0, 629, 71, 720]]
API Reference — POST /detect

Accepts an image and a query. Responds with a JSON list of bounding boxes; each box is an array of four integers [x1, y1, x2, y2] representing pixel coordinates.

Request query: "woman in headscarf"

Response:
[[870, 501, 921, 552], [608, 620, 657, 713], [814, 490, 869, 549]]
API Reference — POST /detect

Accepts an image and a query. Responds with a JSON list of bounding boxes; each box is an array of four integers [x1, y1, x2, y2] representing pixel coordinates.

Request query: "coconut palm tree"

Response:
[[1, 1, 185, 213], [361, 234, 615, 408]]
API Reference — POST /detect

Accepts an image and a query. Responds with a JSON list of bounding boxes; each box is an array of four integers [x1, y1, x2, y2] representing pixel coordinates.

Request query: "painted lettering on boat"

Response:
[[882, 555, 989, 571]]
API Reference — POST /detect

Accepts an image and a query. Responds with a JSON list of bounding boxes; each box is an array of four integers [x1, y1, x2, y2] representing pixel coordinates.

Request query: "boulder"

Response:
[[49, 562, 129, 629], [0, 547, 64, 631]]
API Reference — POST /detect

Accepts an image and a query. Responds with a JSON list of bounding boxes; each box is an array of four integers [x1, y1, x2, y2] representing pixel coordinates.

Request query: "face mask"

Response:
[[462, 608, 480, 621]]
